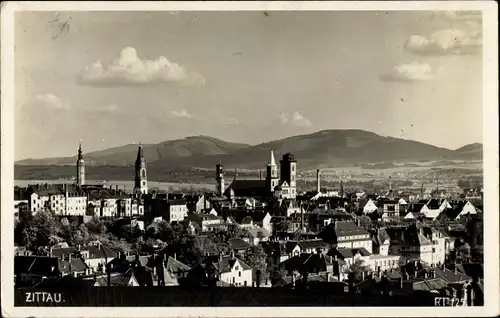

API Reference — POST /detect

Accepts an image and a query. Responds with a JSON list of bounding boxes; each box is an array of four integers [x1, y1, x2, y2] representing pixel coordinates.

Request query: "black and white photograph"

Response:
[[1, 1, 498, 317]]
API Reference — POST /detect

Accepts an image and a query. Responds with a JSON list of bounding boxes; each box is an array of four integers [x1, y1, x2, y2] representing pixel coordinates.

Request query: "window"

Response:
[[239, 271, 241, 277]]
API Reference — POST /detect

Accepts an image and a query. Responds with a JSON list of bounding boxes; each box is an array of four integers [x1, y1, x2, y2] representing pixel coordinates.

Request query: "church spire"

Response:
[[78, 140, 83, 160], [76, 140, 85, 186], [268, 149, 276, 166]]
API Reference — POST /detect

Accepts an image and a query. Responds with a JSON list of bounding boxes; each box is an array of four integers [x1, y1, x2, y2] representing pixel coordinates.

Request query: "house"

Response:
[[146, 254, 191, 286], [329, 247, 372, 268], [279, 253, 334, 277], [94, 271, 140, 287], [371, 228, 391, 256], [424, 199, 451, 220], [404, 203, 429, 219], [453, 201, 477, 218], [362, 199, 378, 214], [25, 183, 87, 215], [229, 238, 253, 254], [145, 198, 188, 222], [186, 194, 211, 213], [250, 211, 272, 234], [385, 225, 437, 266], [15, 255, 90, 287], [79, 244, 119, 271], [377, 199, 400, 220], [367, 254, 401, 273], [297, 239, 330, 254], [185, 213, 227, 232], [397, 198, 408, 213], [320, 221, 373, 253], [190, 253, 253, 287], [246, 227, 271, 245], [420, 226, 448, 265]]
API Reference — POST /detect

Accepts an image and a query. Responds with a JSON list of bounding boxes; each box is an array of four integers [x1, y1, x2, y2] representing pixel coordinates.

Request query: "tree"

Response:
[[272, 218, 290, 237], [73, 223, 90, 246], [344, 259, 371, 282], [244, 245, 269, 285], [226, 224, 250, 240]]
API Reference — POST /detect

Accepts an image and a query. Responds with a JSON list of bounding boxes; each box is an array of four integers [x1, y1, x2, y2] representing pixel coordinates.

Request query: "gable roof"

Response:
[[332, 247, 372, 259], [224, 180, 267, 198], [297, 239, 329, 250], [247, 227, 270, 239], [198, 255, 252, 274], [432, 267, 472, 284], [229, 238, 252, 250]]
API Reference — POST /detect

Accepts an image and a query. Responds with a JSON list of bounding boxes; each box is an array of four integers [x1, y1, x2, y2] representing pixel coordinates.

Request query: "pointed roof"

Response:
[[268, 149, 276, 166], [78, 140, 83, 160], [136, 143, 144, 166]]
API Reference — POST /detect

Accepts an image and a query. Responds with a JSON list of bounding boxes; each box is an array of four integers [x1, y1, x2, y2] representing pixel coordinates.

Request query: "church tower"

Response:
[[280, 153, 297, 198], [216, 162, 225, 196], [76, 141, 85, 186], [266, 150, 279, 193], [134, 143, 148, 195]]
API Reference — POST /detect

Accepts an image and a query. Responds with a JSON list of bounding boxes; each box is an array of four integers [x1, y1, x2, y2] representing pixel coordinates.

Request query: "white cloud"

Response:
[[79, 47, 205, 87], [406, 28, 481, 56], [279, 111, 313, 127], [35, 94, 70, 109], [381, 62, 435, 82], [406, 11, 482, 56], [171, 109, 192, 118]]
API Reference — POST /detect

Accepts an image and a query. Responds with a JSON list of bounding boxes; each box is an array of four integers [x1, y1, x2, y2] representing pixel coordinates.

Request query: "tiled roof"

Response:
[[51, 247, 77, 257], [199, 255, 252, 274], [297, 239, 329, 250], [334, 221, 369, 237], [59, 258, 88, 273], [28, 184, 86, 197], [95, 272, 135, 287], [432, 267, 472, 284], [229, 239, 252, 250], [224, 180, 267, 198], [332, 247, 372, 259], [247, 227, 270, 238], [14, 256, 60, 277], [413, 278, 448, 291]]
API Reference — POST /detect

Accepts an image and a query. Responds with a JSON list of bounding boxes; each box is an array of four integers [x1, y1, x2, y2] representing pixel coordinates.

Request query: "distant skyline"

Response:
[[15, 10, 483, 160]]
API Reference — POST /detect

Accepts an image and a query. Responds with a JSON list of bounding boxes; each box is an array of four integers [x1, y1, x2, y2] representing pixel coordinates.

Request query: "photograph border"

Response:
[[2, 1, 498, 317]]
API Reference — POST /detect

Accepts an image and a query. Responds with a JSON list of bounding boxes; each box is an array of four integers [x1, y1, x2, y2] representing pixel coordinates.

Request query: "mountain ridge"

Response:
[[15, 130, 483, 169]]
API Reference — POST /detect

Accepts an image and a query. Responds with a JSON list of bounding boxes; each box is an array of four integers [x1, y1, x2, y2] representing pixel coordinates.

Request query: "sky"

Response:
[[14, 10, 483, 160]]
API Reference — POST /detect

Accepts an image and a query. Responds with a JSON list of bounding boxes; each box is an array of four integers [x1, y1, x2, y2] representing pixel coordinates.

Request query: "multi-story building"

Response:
[[320, 220, 373, 254], [26, 184, 87, 216]]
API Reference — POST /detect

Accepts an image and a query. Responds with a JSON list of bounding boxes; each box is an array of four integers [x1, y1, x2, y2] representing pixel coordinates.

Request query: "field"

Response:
[[15, 159, 482, 193]]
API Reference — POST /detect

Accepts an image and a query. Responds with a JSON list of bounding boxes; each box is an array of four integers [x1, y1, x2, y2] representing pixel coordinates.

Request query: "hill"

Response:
[[15, 130, 482, 173], [151, 129, 457, 170], [15, 136, 250, 167], [454, 143, 483, 160]]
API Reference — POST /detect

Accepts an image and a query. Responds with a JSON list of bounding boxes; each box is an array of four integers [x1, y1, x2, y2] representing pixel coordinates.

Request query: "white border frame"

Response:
[[1, 1, 498, 317]]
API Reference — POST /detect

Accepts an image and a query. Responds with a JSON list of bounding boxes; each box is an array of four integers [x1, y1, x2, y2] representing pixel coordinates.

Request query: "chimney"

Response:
[[230, 251, 235, 260], [173, 253, 176, 260], [107, 265, 111, 287], [316, 169, 321, 193], [164, 254, 167, 261], [424, 272, 428, 279], [362, 271, 366, 281]]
